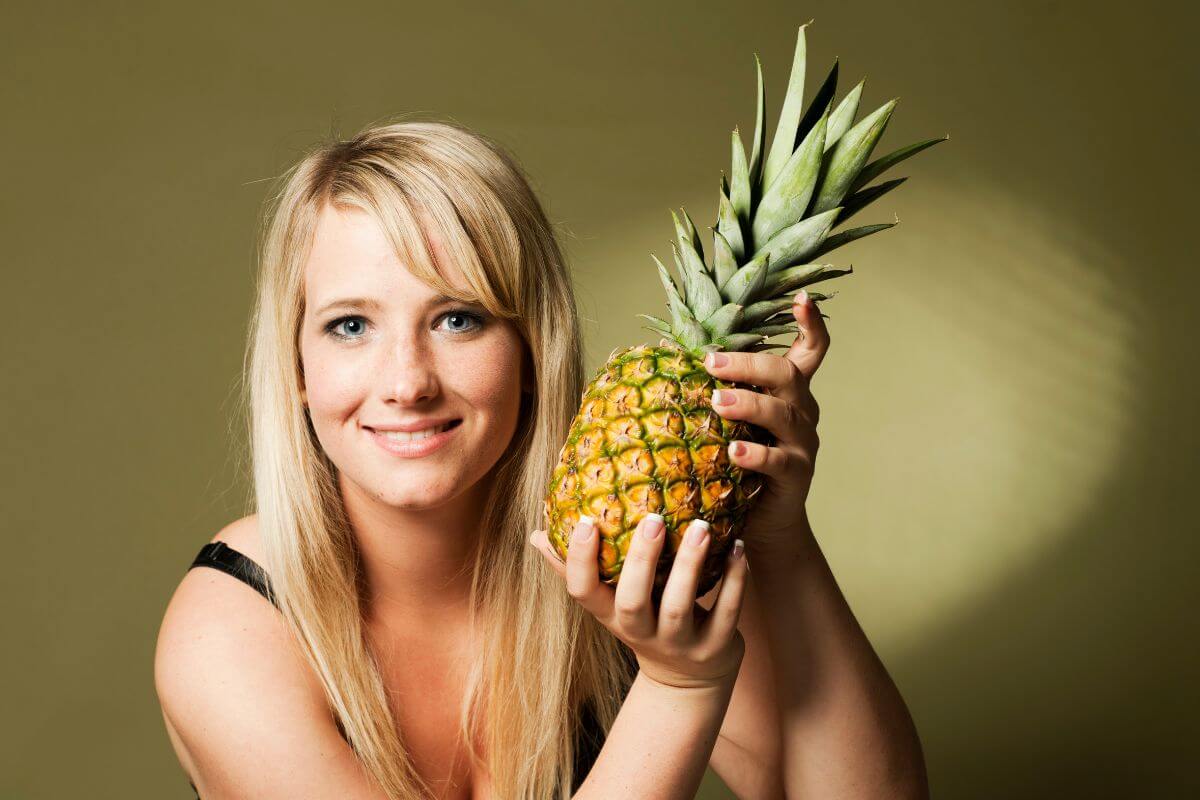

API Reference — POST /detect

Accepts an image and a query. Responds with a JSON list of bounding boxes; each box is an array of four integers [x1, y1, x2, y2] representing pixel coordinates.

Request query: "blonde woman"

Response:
[[154, 118, 927, 799]]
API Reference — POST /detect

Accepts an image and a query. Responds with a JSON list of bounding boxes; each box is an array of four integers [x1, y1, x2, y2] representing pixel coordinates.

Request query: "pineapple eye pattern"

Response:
[[546, 345, 769, 594]]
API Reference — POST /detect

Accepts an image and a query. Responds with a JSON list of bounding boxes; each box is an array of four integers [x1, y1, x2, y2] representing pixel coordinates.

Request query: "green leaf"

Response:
[[716, 190, 745, 263], [652, 254, 691, 332], [750, 109, 828, 250], [671, 241, 722, 321], [825, 78, 865, 152], [730, 128, 751, 225], [849, 135, 948, 193], [762, 22, 811, 193], [793, 59, 839, 155], [764, 263, 853, 297], [701, 302, 744, 339], [680, 208, 705, 264], [750, 206, 841, 274], [715, 332, 767, 351], [750, 321, 800, 337], [742, 297, 795, 327], [812, 221, 895, 258], [710, 228, 739, 292], [747, 54, 767, 195], [837, 177, 906, 226], [636, 313, 672, 335], [721, 253, 771, 305], [810, 98, 898, 215]]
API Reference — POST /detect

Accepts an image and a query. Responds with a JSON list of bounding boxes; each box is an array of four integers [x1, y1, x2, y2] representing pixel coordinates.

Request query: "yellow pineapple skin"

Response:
[[543, 343, 771, 599]]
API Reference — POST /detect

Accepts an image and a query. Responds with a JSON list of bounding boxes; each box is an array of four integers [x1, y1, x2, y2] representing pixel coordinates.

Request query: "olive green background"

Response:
[[2, 1, 1196, 797]]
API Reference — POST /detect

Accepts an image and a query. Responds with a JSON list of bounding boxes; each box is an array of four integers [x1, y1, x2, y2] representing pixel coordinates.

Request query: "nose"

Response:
[[380, 340, 440, 406]]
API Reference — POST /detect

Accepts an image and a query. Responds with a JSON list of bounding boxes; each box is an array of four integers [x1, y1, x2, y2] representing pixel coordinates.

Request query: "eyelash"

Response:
[[323, 310, 485, 341]]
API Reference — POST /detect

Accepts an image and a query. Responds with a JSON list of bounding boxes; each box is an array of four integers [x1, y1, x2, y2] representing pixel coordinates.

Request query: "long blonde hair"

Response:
[[243, 116, 634, 798]]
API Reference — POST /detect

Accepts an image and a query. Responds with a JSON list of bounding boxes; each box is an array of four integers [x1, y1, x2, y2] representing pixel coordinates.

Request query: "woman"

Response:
[[154, 118, 928, 799]]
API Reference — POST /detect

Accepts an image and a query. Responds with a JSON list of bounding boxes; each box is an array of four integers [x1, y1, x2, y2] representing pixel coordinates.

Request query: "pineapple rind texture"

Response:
[[544, 343, 770, 598]]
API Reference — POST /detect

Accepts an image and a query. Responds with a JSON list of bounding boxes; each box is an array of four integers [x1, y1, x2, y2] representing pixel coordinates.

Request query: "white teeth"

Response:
[[375, 422, 450, 442]]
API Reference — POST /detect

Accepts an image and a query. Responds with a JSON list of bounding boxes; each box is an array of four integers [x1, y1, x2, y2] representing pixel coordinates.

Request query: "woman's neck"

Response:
[[339, 471, 493, 634]]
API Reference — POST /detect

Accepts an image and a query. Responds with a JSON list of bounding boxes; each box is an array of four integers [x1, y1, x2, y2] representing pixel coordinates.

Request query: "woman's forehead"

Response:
[[303, 204, 472, 304]]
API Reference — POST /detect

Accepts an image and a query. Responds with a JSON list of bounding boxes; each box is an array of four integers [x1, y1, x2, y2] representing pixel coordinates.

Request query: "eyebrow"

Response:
[[314, 294, 466, 316]]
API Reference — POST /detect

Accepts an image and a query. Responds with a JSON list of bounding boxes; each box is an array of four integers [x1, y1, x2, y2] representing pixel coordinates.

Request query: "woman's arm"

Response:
[[696, 292, 929, 798], [743, 510, 929, 799], [575, 670, 739, 800]]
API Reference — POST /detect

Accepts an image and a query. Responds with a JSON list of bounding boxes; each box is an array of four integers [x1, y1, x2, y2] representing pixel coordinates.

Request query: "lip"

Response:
[[363, 419, 461, 458]]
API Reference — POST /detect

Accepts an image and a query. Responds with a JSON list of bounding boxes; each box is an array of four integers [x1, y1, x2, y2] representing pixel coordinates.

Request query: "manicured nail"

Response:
[[705, 351, 728, 368], [795, 289, 809, 306], [730, 538, 745, 560], [711, 389, 735, 406], [575, 516, 595, 541], [641, 513, 665, 540], [729, 441, 746, 457], [685, 519, 710, 547]]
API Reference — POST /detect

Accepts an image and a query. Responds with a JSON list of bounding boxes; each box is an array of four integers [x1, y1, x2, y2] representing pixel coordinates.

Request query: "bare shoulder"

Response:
[[154, 515, 384, 798]]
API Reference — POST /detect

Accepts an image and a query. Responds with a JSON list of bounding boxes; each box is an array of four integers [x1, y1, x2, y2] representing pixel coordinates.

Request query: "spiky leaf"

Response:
[[812, 221, 895, 258], [762, 22, 811, 192], [763, 263, 852, 297], [750, 110, 828, 250], [710, 228, 739, 290], [716, 190, 745, 263], [742, 297, 796, 327], [670, 239, 722, 321], [837, 177, 906, 226], [750, 206, 841, 274], [730, 129, 751, 225], [721, 253, 770, 305], [701, 302, 744, 339], [746, 54, 767, 193], [849, 135, 949, 193], [825, 78, 865, 152], [810, 98, 898, 215]]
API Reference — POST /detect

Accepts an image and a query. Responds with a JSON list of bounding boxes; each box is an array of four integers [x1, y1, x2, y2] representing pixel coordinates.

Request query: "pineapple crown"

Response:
[[641, 20, 947, 358]]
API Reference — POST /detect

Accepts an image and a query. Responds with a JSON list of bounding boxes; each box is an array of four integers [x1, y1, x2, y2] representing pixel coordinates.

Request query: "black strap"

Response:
[[189, 541, 278, 609]]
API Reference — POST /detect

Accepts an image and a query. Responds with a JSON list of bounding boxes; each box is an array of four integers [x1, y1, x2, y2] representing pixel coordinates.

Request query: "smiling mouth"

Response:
[[366, 419, 461, 442]]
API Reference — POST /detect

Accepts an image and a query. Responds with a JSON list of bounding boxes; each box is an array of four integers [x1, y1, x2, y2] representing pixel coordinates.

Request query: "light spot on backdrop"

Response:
[[576, 170, 1140, 655]]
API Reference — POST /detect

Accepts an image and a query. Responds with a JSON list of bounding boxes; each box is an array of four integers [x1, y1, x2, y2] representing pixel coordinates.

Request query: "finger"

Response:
[[711, 386, 812, 443], [612, 513, 667, 640], [786, 290, 831, 380], [529, 530, 567, 578], [565, 516, 614, 620], [702, 350, 804, 404], [657, 519, 711, 642], [725, 439, 809, 481], [697, 538, 748, 647]]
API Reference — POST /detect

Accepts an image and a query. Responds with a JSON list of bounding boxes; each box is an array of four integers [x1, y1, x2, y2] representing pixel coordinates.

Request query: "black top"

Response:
[[185, 542, 614, 797]]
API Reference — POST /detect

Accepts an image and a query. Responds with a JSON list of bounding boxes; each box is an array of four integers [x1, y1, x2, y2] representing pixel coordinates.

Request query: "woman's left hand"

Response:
[[703, 289, 830, 558]]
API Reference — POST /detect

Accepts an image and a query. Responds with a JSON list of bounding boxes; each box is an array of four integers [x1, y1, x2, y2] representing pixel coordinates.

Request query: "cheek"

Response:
[[451, 339, 524, 419], [301, 339, 368, 415]]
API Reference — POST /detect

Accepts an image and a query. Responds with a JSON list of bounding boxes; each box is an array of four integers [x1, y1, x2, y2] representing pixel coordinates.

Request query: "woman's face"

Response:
[[298, 202, 529, 511]]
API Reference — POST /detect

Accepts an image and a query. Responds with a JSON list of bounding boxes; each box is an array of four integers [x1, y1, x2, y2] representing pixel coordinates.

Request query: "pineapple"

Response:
[[543, 21, 946, 598]]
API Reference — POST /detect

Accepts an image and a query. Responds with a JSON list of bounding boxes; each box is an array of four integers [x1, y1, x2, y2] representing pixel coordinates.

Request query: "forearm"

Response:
[[575, 670, 737, 800], [748, 513, 929, 799]]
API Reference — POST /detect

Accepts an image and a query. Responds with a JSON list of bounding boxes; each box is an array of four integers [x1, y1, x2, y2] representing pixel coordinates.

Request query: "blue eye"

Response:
[[438, 310, 484, 334], [325, 315, 367, 340]]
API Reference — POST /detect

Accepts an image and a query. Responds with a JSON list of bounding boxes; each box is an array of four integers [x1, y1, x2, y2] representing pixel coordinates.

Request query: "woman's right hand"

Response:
[[530, 514, 748, 690]]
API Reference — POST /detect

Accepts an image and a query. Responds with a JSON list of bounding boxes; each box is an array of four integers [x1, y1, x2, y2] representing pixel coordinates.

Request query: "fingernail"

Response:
[[795, 289, 809, 306], [711, 389, 735, 406], [705, 352, 728, 368], [575, 516, 595, 542], [729, 441, 746, 457], [730, 538, 745, 560], [685, 519, 710, 547], [640, 513, 665, 540]]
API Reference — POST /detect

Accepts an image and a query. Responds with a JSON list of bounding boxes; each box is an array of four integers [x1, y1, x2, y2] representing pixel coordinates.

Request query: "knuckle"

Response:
[[614, 596, 647, 617]]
